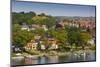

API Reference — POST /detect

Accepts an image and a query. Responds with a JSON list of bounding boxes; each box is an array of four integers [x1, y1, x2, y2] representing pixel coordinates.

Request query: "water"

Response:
[[12, 52, 96, 66]]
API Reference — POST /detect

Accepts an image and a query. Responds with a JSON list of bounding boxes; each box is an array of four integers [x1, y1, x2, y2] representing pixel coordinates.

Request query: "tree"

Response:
[[12, 24, 34, 47], [33, 28, 46, 36], [12, 24, 21, 32], [47, 28, 68, 46], [32, 15, 56, 27], [12, 11, 36, 25], [66, 26, 81, 49], [28, 11, 36, 17], [32, 15, 48, 25], [45, 17, 56, 28], [80, 32, 92, 49], [38, 13, 46, 16]]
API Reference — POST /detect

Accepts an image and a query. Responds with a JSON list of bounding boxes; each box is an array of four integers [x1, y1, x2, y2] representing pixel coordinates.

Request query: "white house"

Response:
[[88, 38, 95, 45], [42, 25, 48, 31], [21, 23, 30, 31]]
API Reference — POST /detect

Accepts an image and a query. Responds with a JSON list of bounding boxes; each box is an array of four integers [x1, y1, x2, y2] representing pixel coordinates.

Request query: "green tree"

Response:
[[12, 11, 36, 25], [32, 15, 56, 27], [12, 24, 34, 47], [33, 28, 46, 36], [47, 29, 68, 47], [66, 26, 81, 49], [80, 32, 92, 49]]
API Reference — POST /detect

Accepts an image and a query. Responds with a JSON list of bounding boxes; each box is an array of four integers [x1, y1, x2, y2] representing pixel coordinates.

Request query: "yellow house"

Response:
[[24, 40, 38, 51]]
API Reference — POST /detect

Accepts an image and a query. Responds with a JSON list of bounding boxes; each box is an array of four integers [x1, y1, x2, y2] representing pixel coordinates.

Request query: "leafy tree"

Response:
[[45, 17, 56, 28], [32, 15, 56, 27], [12, 11, 36, 25], [66, 26, 81, 48], [32, 15, 48, 25], [12, 24, 21, 32], [80, 32, 92, 49], [33, 28, 46, 36], [12, 24, 34, 47], [38, 13, 46, 16], [47, 29, 68, 45]]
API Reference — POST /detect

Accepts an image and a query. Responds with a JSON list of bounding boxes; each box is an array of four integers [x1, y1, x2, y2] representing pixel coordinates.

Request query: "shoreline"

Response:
[[12, 50, 95, 59]]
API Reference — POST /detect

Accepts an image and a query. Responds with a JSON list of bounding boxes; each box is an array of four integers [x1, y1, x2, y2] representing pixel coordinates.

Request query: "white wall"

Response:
[[0, 0, 99, 67]]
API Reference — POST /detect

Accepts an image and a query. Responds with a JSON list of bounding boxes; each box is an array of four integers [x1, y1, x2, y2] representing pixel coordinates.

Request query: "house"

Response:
[[28, 25, 35, 30], [21, 24, 40, 31], [24, 40, 38, 51], [12, 46, 22, 53], [31, 24, 48, 31], [41, 25, 48, 31], [47, 37, 58, 49], [24, 34, 59, 51], [31, 24, 40, 29], [87, 38, 95, 45], [57, 20, 80, 28], [79, 19, 95, 29], [21, 23, 30, 31], [24, 35, 46, 51], [40, 44, 46, 50], [34, 35, 41, 40], [55, 23, 64, 29]]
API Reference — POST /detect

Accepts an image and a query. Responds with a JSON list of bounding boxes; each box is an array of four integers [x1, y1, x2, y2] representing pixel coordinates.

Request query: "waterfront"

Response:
[[12, 52, 96, 66]]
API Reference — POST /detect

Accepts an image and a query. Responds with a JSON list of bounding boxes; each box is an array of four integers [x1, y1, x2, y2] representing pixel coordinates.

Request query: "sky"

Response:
[[12, 0, 96, 17]]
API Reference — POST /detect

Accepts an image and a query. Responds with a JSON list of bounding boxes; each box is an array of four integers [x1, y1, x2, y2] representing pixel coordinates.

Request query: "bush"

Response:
[[26, 49, 40, 55], [90, 45, 96, 50], [64, 46, 71, 51], [58, 44, 71, 52]]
